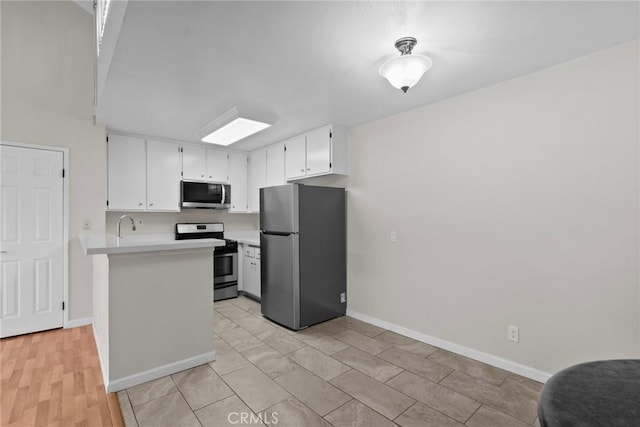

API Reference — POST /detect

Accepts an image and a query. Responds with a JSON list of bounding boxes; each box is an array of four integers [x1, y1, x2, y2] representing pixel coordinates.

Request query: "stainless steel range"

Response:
[[175, 223, 238, 301]]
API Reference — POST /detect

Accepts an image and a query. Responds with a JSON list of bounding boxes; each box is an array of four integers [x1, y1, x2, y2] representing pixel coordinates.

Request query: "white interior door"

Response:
[[1, 145, 64, 338]]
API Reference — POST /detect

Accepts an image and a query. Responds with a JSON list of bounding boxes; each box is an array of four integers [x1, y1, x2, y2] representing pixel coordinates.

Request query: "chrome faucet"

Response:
[[116, 215, 137, 238]]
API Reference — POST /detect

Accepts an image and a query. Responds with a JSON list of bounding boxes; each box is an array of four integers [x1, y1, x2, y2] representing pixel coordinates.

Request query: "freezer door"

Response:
[[260, 184, 299, 233], [260, 232, 300, 329]]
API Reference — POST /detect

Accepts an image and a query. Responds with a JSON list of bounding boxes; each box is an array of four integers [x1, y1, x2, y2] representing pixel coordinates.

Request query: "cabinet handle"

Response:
[[201, 174, 204, 178], [149, 203, 154, 207], [209, 175, 212, 179], [300, 169, 304, 172], [307, 168, 311, 171], [138, 202, 143, 206]]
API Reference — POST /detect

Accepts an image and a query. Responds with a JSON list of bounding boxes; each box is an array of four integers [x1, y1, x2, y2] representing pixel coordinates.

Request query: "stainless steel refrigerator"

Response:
[[260, 184, 346, 330]]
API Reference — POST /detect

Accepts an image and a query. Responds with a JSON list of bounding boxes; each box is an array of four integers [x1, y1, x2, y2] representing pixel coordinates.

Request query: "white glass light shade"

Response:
[[201, 117, 271, 146], [378, 54, 433, 93]]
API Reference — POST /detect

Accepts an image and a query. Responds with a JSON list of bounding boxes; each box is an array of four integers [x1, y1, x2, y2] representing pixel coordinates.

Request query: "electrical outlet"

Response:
[[340, 292, 346, 303], [390, 231, 398, 243], [507, 326, 519, 342], [82, 220, 91, 231]]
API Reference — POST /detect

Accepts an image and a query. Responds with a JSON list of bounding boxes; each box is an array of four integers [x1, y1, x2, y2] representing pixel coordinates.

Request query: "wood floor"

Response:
[[1, 325, 123, 427]]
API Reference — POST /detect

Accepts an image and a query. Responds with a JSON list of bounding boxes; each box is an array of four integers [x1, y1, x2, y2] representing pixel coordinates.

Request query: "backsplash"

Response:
[[105, 210, 259, 235]]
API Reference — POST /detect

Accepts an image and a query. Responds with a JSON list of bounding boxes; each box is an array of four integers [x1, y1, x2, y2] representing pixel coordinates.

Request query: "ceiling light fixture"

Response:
[[378, 37, 432, 93], [198, 107, 274, 146]]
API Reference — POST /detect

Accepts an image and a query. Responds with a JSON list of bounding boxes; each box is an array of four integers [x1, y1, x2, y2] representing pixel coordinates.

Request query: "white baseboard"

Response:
[[65, 317, 92, 328], [346, 309, 552, 383], [92, 322, 110, 392], [105, 351, 216, 393]]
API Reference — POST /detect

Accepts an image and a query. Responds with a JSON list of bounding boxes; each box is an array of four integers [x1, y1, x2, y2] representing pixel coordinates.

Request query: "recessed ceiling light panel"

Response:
[[198, 107, 274, 146]]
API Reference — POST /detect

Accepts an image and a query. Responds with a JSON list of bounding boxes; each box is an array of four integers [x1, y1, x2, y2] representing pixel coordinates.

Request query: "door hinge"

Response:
[[284, 146, 287, 151], [329, 162, 332, 168], [62, 301, 65, 310], [329, 131, 332, 139], [106, 200, 109, 207], [181, 171, 183, 177], [62, 169, 65, 178]]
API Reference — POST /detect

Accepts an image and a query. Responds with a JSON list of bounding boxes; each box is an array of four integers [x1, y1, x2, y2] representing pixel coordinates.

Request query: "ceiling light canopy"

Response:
[[379, 37, 432, 93], [198, 107, 275, 146]]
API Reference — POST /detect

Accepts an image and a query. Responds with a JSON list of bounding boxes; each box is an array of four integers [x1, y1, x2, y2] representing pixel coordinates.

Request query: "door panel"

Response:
[[266, 142, 285, 187], [259, 184, 298, 233], [1, 260, 20, 318], [1, 186, 19, 243], [107, 134, 146, 210], [284, 136, 306, 180], [228, 151, 248, 212], [147, 140, 181, 211], [305, 126, 331, 176], [0, 145, 64, 337], [206, 149, 229, 183], [260, 233, 298, 329]]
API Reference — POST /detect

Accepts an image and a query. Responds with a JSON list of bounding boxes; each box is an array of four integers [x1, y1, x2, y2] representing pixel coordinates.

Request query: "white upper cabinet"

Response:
[[228, 151, 248, 213], [107, 134, 146, 211], [182, 145, 207, 181], [107, 134, 180, 212], [284, 124, 348, 181], [248, 148, 267, 213], [266, 142, 286, 187], [305, 126, 332, 176], [146, 139, 181, 211], [284, 135, 306, 180], [182, 144, 229, 183], [206, 148, 229, 183]]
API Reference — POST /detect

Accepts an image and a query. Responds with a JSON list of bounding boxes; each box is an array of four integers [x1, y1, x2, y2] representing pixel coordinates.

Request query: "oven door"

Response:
[[214, 252, 238, 285]]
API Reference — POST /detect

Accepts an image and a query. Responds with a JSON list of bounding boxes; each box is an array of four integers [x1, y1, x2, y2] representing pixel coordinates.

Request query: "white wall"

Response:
[[346, 42, 639, 375], [1, 1, 106, 321]]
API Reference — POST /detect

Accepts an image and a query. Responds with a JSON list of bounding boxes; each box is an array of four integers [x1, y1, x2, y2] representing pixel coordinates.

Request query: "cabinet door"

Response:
[[146, 140, 181, 211], [266, 142, 286, 187], [206, 148, 229, 182], [284, 135, 306, 180], [241, 249, 253, 293], [228, 151, 248, 212], [248, 148, 267, 212], [107, 134, 146, 210], [182, 145, 207, 181], [305, 125, 332, 176], [251, 258, 261, 299]]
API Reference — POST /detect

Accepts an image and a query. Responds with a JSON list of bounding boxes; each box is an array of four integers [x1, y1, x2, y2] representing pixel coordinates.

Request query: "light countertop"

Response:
[[80, 232, 224, 255], [225, 230, 260, 246]]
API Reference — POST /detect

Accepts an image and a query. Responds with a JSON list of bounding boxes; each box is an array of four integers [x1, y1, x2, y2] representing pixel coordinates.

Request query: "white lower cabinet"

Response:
[[241, 245, 261, 299]]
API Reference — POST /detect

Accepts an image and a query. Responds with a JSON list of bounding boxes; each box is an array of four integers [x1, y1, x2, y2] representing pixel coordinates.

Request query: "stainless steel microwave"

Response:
[[181, 181, 231, 209]]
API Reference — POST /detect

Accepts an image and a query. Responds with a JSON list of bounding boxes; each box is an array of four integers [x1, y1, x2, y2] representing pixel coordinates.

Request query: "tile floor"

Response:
[[117, 296, 542, 427]]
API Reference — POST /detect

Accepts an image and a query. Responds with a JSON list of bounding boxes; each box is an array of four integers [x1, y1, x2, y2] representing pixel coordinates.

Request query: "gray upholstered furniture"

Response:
[[538, 359, 640, 427]]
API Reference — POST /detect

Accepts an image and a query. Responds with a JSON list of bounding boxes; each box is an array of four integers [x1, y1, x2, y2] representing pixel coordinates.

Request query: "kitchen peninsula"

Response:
[[81, 233, 224, 392]]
